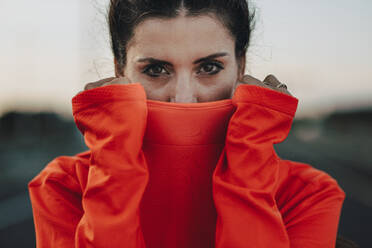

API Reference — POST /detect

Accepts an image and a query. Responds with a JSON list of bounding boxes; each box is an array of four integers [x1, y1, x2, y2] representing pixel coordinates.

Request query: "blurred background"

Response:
[[0, 0, 371, 247]]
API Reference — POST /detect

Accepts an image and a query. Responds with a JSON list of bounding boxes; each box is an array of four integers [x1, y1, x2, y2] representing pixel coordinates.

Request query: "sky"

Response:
[[1, 0, 371, 119]]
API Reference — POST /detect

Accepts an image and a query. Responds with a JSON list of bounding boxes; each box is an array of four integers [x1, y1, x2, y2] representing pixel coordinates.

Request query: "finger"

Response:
[[84, 77, 116, 90], [263, 74, 293, 96], [263, 74, 281, 87], [231, 74, 265, 99], [96, 77, 117, 84], [276, 84, 292, 96], [84, 82, 101, 90], [241, 74, 264, 86], [240, 74, 273, 91], [240, 74, 293, 96], [102, 76, 132, 86]]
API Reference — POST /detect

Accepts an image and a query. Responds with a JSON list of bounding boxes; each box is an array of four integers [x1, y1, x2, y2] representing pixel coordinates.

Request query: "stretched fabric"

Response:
[[28, 83, 345, 247]]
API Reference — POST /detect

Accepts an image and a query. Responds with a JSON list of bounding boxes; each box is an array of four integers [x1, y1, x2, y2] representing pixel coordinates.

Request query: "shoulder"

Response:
[[276, 159, 346, 215], [28, 150, 91, 191]]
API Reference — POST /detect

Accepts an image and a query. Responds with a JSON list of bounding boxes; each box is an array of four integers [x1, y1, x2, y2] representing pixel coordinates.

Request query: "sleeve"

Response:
[[212, 84, 324, 247], [29, 83, 150, 248], [279, 161, 346, 248], [72, 83, 149, 247], [28, 156, 85, 247]]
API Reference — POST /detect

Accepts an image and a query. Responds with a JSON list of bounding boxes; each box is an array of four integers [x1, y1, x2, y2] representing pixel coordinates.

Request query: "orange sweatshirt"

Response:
[[28, 83, 345, 248]]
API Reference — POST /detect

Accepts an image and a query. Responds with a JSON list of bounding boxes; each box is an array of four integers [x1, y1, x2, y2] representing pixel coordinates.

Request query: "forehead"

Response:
[[127, 14, 235, 62]]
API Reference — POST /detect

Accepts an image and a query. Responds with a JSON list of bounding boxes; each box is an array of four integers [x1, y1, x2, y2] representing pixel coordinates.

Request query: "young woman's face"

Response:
[[118, 13, 245, 103]]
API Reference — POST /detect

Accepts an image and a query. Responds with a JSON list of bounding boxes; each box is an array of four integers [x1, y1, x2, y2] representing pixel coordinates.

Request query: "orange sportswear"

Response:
[[28, 83, 345, 247]]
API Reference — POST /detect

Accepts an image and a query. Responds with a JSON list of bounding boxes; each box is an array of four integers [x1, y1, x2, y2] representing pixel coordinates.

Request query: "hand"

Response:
[[76, 76, 133, 95], [230, 74, 292, 98]]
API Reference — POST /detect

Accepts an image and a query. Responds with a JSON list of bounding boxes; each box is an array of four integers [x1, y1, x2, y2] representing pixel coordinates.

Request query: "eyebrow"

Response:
[[136, 52, 229, 65]]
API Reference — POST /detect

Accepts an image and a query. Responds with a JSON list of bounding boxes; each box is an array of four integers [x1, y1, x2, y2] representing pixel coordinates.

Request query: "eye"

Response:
[[198, 62, 224, 75], [142, 64, 170, 77]]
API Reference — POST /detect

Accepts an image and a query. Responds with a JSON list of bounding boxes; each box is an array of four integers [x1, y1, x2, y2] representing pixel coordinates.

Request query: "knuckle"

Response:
[[264, 74, 274, 82], [272, 75, 281, 84]]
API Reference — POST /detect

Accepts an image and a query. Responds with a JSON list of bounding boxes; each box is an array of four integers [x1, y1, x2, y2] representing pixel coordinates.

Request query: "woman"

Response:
[[28, 0, 346, 247]]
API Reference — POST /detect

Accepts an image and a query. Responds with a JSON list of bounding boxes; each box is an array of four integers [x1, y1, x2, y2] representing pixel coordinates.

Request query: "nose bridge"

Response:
[[173, 71, 197, 103]]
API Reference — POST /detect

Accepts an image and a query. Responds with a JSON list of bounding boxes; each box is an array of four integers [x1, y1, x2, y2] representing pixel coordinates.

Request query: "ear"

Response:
[[114, 58, 124, 77], [237, 55, 246, 81]]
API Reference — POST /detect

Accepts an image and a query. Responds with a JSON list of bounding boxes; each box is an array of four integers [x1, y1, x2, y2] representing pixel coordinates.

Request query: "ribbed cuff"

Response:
[[232, 84, 299, 116], [72, 83, 146, 115]]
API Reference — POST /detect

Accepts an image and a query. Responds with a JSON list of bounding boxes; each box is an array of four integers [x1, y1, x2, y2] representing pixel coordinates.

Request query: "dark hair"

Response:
[[108, 0, 256, 75]]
